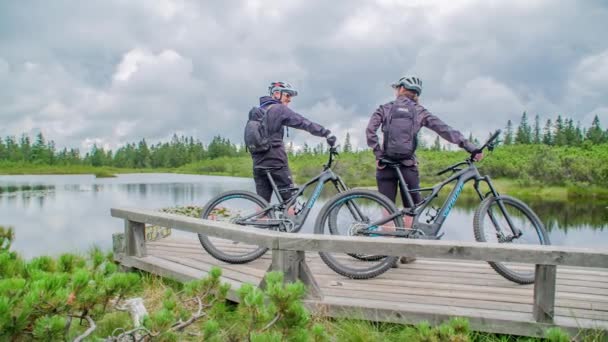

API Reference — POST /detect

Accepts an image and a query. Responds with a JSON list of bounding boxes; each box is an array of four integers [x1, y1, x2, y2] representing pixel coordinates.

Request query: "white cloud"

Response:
[[569, 50, 608, 98], [428, 77, 525, 138], [0, 0, 607, 152]]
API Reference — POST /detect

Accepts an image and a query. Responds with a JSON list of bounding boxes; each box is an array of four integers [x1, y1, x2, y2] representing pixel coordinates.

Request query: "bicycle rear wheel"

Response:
[[315, 189, 400, 279], [473, 195, 550, 284], [198, 190, 270, 264]]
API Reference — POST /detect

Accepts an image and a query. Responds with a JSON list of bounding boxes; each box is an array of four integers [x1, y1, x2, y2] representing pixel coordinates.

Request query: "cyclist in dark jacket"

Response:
[[367, 76, 482, 265], [367, 76, 483, 216], [251, 81, 336, 202]]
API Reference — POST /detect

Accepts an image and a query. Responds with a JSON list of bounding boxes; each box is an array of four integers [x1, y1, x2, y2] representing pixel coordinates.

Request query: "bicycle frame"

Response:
[[357, 131, 522, 239], [234, 150, 351, 233]]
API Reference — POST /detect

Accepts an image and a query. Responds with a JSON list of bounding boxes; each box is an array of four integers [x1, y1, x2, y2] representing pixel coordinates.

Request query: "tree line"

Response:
[[0, 134, 245, 168], [503, 113, 607, 146], [0, 114, 606, 168], [427, 113, 607, 151]]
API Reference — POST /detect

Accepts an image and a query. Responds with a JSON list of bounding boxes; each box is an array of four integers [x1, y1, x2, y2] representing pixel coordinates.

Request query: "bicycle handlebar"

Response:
[[479, 129, 501, 152], [436, 129, 502, 176], [466, 129, 501, 161]]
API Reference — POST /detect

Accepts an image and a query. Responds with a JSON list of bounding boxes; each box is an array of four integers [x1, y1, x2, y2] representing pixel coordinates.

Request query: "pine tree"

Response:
[[574, 121, 583, 146], [515, 112, 532, 144], [542, 119, 553, 145], [504, 120, 513, 145], [554, 115, 566, 146], [89, 144, 105, 167], [533, 115, 541, 144], [586, 115, 604, 144], [343, 132, 352, 153], [20, 134, 31, 162], [302, 143, 310, 155], [432, 136, 441, 151], [136, 139, 151, 168], [564, 118, 576, 146]]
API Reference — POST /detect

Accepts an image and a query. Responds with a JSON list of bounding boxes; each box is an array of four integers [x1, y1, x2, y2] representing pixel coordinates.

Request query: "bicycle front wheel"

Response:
[[473, 195, 550, 284], [198, 190, 270, 264], [315, 189, 400, 279], [328, 201, 386, 262]]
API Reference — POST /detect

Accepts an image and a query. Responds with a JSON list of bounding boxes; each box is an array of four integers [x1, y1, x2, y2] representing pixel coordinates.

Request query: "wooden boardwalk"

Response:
[[112, 208, 608, 337]]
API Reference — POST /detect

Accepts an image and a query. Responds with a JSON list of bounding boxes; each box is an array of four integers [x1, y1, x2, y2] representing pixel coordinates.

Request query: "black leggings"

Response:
[[253, 167, 294, 203], [376, 165, 421, 207]]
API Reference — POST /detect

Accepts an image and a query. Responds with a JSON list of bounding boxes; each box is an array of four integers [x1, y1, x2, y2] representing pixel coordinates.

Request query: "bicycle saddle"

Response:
[[379, 158, 401, 166], [254, 165, 284, 171]]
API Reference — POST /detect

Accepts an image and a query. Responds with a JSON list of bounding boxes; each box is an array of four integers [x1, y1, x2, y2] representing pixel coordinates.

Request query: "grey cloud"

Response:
[[1, 0, 607, 152]]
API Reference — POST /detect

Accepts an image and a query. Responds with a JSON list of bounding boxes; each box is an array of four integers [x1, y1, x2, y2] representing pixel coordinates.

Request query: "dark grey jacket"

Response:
[[251, 96, 330, 167], [366, 95, 477, 166]]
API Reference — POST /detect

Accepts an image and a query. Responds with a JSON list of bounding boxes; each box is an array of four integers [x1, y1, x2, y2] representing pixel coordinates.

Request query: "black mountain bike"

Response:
[[198, 146, 350, 264], [315, 130, 550, 284]]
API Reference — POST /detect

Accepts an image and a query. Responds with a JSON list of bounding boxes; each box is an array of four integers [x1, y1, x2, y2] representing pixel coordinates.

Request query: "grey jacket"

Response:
[[366, 95, 477, 166], [251, 96, 330, 167]]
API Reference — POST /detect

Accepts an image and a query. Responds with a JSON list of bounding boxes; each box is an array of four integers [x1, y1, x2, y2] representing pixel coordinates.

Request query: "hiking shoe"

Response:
[[392, 256, 416, 268], [400, 256, 417, 264]]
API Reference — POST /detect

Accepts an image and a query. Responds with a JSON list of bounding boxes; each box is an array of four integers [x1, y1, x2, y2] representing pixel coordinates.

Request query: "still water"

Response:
[[0, 173, 606, 258]]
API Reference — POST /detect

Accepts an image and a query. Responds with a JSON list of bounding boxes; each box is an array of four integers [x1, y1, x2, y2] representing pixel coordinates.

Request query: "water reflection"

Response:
[[0, 173, 605, 259], [455, 196, 608, 231]]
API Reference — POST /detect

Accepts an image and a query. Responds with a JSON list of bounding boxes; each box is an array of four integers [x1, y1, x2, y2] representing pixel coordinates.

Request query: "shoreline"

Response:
[[2, 166, 607, 202]]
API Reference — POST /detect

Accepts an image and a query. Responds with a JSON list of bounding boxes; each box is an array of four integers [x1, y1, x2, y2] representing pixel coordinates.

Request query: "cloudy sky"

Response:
[[1, 0, 607, 152]]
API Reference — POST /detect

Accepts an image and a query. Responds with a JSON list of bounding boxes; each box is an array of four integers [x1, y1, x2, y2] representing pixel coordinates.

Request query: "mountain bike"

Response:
[[198, 146, 351, 264], [315, 130, 550, 284]]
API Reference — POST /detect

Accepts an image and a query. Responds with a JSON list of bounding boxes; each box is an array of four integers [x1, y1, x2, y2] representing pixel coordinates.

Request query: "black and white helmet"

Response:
[[391, 76, 423, 96], [268, 81, 298, 96]]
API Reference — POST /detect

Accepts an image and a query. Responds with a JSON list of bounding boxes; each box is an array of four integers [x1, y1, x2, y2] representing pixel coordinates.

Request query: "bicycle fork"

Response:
[[475, 176, 523, 240]]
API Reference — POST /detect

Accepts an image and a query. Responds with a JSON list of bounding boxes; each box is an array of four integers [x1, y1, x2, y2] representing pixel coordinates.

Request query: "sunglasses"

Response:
[[392, 85, 420, 96]]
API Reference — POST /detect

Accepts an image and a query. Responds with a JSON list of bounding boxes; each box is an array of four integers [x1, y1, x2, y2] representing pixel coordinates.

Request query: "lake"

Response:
[[0, 173, 606, 259]]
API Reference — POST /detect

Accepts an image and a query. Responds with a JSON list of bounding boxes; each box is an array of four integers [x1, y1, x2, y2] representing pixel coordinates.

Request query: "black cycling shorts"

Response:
[[253, 167, 295, 203]]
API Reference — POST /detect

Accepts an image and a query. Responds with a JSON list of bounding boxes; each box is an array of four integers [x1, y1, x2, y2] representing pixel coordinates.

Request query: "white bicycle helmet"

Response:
[[391, 76, 423, 96], [268, 81, 298, 96]]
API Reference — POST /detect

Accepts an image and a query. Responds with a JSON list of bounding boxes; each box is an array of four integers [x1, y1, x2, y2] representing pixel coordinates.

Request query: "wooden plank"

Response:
[[161, 255, 263, 285], [145, 245, 608, 310], [321, 277, 608, 310], [376, 259, 608, 283], [147, 245, 271, 261], [308, 265, 608, 295], [111, 208, 608, 268], [322, 285, 608, 320], [152, 238, 608, 286], [146, 241, 608, 295], [312, 295, 553, 337], [321, 287, 533, 313], [117, 255, 243, 302], [150, 250, 270, 277], [315, 295, 608, 335]]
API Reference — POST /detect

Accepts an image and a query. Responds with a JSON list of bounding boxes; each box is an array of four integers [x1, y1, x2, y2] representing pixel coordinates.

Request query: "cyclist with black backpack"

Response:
[[244, 81, 337, 203], [366, 76, 483, 231]]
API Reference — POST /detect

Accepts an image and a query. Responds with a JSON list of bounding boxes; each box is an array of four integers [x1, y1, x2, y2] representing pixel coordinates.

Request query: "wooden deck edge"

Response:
[[303, 299, 606, 338], [115, 253, 607, 338], [115, 254, 245, 302]]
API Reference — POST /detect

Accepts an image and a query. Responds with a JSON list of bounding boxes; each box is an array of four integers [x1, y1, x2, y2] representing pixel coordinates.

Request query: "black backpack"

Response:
[[244, 105, 274, 153], [382, 101, 418, 160]]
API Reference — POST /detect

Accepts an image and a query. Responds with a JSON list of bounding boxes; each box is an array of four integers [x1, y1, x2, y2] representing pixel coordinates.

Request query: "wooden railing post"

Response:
[[261, 248, 322, 299], [533, 264, 556, 323], [125, 220, 146, 258]]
